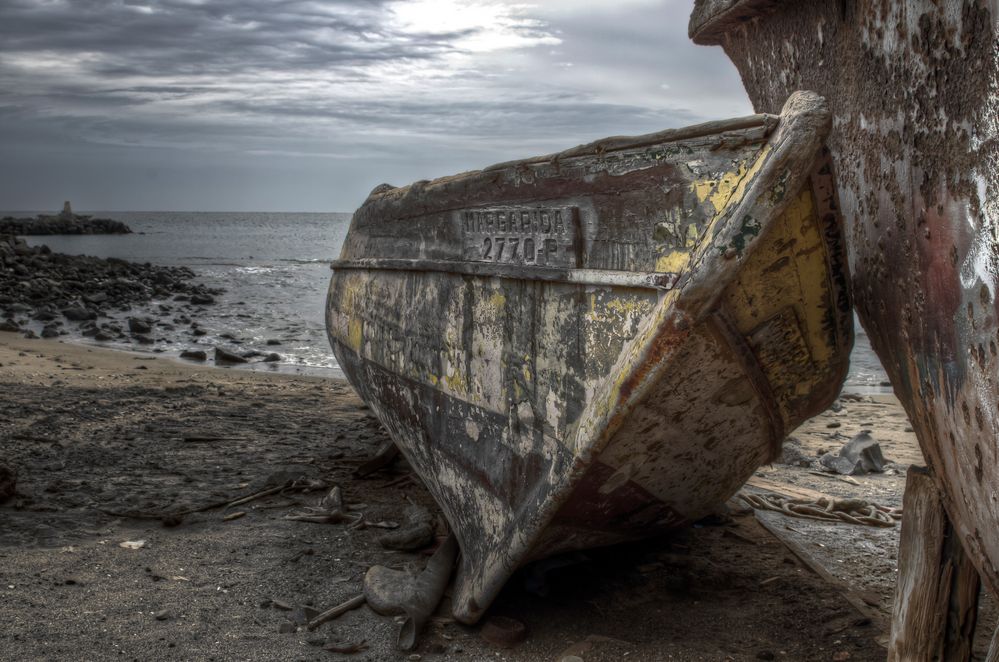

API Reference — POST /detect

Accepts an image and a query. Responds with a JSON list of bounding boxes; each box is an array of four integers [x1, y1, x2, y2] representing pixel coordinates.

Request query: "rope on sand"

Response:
[[739, 491, 903, 527]]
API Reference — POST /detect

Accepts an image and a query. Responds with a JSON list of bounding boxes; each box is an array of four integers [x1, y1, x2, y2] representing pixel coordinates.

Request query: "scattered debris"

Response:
[[284, 486, 361, 525], [222, 511, 246, 522], [323, 640, 368, 654], [819, 430, 889, 475], [378, 505, 434, 551], [119, 540, 146, 550], [364, 534, 458, 650], [153, 609, 171, 621], [306, 593, 366, 631]]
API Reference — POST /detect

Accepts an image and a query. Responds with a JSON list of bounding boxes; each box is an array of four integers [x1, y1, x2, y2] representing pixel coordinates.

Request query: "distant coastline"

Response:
[[1, 201, 131, 235]]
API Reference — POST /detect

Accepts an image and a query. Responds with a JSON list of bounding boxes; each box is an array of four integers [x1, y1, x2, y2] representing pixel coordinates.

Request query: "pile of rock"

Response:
[[0, 202, 131, 235], [0, 234, 221, 341]]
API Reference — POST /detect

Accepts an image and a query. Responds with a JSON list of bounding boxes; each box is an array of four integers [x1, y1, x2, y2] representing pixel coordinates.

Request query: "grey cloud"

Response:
[[0, 0, 749, 211]]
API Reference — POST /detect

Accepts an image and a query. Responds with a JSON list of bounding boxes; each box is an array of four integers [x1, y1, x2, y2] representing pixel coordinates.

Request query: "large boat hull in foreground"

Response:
[[326, 91, 852, 623], [689, 0, 999, 603]]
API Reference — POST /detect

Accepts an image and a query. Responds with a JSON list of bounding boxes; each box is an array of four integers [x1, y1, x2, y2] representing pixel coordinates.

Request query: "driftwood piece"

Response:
[[364, 534, 459, 650], [888, 466, 980, 661], [306, 593, 366, 631]]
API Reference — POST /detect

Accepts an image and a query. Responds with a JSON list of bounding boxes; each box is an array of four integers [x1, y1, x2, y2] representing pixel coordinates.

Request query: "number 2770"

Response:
[[480, 237, 557, 262]]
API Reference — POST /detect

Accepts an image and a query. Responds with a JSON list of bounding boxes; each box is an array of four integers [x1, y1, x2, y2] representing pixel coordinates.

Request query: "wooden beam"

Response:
[[986, 625, 999, 662], [754, 512, 887, 636], [888, 466, 981, 661]]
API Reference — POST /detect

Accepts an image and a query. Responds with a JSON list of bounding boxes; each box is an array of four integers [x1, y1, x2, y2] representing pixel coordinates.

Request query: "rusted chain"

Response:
[[739, 491, 902, 527]]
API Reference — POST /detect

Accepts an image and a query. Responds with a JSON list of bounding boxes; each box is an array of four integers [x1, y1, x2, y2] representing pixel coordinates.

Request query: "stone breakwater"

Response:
[[0, 234, 221, 343], [0, 215, 131, 235]]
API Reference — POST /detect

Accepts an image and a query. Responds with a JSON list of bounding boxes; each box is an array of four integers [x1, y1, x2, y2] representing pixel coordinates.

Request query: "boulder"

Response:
[[190, 294, 215, 305], [214, 347, 247, 364], [0, 320, 19, 332], [819, 430, 888, 475], [62, 305, 96, 321], [128, 317, 152, 334], [263, 352, 281, 362]]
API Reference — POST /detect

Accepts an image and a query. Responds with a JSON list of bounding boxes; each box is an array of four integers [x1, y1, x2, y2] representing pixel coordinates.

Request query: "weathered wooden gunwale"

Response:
[[330, 259, 679, 290], [326, 90, 853, 624]]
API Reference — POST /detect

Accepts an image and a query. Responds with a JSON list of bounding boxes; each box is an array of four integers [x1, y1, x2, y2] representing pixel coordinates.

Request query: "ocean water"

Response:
[[14, 211, 890, 392], [19, 211, 350, 377]]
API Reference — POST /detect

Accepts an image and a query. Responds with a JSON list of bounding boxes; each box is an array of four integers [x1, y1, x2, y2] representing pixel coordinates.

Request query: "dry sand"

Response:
[[0, 332, 990, 660]]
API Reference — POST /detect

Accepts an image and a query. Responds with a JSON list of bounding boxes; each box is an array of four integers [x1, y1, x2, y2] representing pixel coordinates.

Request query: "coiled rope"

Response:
[[739, 491, 902, 527]]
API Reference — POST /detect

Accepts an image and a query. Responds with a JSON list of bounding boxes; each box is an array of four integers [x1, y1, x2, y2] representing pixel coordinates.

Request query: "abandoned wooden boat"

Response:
[[326, 90, 853, 624], [688, 0, 999, 624]]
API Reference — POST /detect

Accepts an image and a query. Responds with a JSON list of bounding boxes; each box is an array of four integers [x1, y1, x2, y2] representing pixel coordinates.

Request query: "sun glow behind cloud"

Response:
[[0, 0, 750, 210]]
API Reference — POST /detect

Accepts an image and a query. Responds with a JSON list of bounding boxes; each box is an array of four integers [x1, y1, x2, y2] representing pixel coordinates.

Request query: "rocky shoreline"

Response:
[[1, 202, 131, 235], [0, 215, 131, 235], [0, 233, 221, 345]]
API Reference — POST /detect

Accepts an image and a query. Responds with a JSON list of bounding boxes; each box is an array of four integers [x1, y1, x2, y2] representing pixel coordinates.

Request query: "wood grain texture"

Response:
[[888, 466, 980, 661]]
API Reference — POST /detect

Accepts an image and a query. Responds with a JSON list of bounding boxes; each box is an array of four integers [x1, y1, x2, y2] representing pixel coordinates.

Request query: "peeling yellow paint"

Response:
[[347, 317, 363, 353], [655, 250, 692, 273]]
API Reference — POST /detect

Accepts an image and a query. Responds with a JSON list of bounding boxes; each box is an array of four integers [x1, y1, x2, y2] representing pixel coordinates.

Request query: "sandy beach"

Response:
[[0, 332, 991, 661]]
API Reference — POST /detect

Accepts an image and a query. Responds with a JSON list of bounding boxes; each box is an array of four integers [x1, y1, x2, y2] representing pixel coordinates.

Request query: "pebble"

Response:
[[153, 610, 171, 621]]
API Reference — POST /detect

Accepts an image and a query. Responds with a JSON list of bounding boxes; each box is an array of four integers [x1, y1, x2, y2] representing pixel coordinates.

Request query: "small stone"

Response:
[[180, 349, 207, 361], [826, 421, 841, 428], [277, 621, 296, 634], [265, 339, 282, 346], [154, 609, 171, 621], [263, 352, 281, 362], [128, 317, 152, 334], [190, 294, 215, 305]]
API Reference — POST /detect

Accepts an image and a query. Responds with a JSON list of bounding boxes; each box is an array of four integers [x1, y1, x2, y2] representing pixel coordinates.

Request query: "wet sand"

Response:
[[0, 332, 983, 660]]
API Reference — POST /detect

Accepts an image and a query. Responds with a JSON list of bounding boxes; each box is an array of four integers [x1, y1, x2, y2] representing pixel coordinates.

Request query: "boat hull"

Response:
[[690, 0, 999, 599], [326, 92, 852, 623]]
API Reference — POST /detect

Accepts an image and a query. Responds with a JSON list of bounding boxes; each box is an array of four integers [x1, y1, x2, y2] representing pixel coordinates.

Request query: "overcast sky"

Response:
[[0, 0, 751, 212]]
